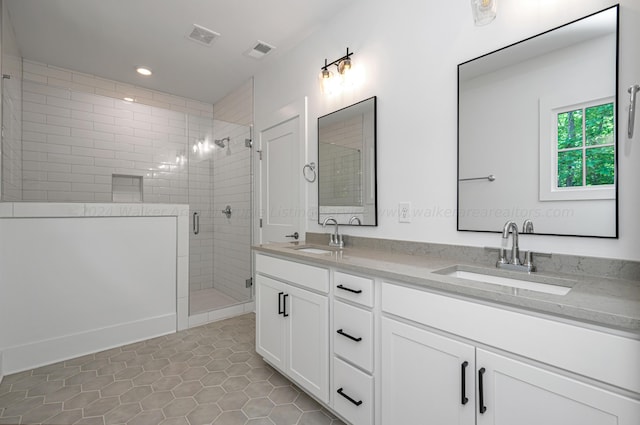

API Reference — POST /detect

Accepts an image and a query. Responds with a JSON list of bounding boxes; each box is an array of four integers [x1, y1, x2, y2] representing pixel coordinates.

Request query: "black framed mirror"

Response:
[[457, 5, 618, 238], [318, 96, 377, 226]]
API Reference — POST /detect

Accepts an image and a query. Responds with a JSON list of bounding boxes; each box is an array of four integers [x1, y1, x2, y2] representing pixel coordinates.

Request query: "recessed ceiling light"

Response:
[[123, 97, 135, 102], [136, 67, 152, 76]]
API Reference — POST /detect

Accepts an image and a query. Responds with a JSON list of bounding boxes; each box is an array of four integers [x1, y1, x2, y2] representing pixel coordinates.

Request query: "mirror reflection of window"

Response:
[[556, 101, 615, 189]]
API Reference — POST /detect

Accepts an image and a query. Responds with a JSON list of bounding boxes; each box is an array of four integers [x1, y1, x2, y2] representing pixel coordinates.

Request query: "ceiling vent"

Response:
[[245, 40, 276, 59], [187, 24, 220, 46]]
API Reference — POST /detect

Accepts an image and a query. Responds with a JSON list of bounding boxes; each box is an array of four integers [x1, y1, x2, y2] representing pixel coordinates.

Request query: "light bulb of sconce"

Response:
[[320, 68, 335, 94], [338, 58, 351, 75], [471, 0, 497, 26], [192, 144, 198, 153], [320, 68, 332, 80]]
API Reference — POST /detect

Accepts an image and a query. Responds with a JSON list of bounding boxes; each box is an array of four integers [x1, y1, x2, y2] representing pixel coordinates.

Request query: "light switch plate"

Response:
[[399, 202, 411, 223]]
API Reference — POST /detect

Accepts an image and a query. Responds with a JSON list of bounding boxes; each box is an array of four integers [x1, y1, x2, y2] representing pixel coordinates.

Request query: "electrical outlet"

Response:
[[398, 202, 411, 223]]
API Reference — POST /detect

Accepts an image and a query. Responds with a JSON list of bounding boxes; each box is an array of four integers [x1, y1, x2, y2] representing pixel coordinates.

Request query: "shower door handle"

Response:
[[193, 212, 200, 235]]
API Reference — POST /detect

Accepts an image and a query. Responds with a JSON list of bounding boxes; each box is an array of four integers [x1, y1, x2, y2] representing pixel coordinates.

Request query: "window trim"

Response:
[[539, 95, 616, 201]]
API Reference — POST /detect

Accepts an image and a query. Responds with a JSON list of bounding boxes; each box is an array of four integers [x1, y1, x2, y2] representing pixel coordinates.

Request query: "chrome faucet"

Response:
[[501, 221, 520, 265], [522, 220, 535, 270], [322, 217, 344, 248], [497, 220, 535, 272], [349, 216, 361, 225]]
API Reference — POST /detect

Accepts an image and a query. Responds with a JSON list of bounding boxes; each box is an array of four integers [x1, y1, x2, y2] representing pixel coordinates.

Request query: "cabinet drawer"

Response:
[[334, 271, 374, 307], [256, 253, 329, 293], [333, 300, 373, 372], [333, 357, 373, 425]]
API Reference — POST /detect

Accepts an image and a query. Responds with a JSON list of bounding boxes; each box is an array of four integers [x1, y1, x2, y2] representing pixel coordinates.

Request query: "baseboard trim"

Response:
[[1, 314, 176, 375]]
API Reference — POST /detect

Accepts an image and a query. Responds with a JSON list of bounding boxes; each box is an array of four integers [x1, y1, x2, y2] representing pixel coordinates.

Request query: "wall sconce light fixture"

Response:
[[471, 0, 497, 26], [319, 48, 355, 94]]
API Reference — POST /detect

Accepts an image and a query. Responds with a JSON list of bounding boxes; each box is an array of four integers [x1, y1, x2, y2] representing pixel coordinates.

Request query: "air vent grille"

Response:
[[245, 40, 276, 59], [187, 24, 220, 46]]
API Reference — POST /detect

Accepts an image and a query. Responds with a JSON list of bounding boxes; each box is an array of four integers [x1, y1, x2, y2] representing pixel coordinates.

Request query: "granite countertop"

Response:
[[253, 241, 640, 335]]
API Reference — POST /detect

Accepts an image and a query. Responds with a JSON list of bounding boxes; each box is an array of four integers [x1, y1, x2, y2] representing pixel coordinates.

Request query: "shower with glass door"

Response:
[[187, 106, 254, 316]]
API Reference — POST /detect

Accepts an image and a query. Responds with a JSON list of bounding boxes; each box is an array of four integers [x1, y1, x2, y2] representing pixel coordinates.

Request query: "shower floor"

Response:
[[189, 287, 241, 314]]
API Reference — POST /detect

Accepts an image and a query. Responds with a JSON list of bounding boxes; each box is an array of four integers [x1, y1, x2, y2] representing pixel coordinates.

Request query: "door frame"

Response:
[[254, 97, 309, 245]]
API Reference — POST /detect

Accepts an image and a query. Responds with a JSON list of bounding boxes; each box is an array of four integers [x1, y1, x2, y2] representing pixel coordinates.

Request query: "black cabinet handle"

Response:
[[277, 292, 284, 315], [337, 388, 362, 406], [337, 284, 362, 294], [461, 361, 469, 405], [336, 329, 362, 342], [478, 367, 486, 414], [283, 293, 289, 317]]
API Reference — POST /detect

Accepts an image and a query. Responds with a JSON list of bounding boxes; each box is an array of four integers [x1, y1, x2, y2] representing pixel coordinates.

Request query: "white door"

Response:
[[255, 275, 286, 369], [381, 317, 476, 425], [259, 117, 301, 243], [287, 284, 329, 404], [476, 348, 640, 425]]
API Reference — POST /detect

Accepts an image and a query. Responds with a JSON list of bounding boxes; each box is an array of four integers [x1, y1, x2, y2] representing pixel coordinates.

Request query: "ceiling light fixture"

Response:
[[319, 48, 355, 94], [136, 66, 152, 76], [471, 0, 497, 26], [123, 97, 134, 102]]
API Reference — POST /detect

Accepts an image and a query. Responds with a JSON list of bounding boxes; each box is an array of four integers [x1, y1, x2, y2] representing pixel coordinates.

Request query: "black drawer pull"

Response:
[[337, 387, 363, 406], [277, 292, 284, 315], [283, 293, 289, 317], [478, 367, 486, 414], [461, 361, 469, 405], [336, 329, 362, 342], [337, 284, 362, 294]]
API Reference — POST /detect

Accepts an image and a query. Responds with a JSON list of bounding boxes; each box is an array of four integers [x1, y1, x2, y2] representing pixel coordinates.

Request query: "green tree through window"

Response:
[[557, 102, 614, 188]]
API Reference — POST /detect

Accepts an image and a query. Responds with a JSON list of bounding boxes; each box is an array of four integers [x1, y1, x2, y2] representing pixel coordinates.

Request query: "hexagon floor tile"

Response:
[[0, 313, 346, 425]]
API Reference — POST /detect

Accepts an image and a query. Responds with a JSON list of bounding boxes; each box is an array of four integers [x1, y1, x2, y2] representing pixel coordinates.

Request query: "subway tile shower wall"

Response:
[[18, 60, 214, 203]]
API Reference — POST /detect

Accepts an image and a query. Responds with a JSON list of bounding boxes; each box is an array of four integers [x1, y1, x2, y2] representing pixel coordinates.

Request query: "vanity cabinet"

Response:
[[255, 254, 330, 403], [381, 282, 640, 425], [254, 249, 639, 425]]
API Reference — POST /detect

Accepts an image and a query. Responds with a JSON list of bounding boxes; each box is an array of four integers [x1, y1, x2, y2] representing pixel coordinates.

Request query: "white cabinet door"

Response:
[[381, 318, 476, 425], [287, 284, 329, 403], [477, 349, 640, 425], [255, 275, 286, 369]]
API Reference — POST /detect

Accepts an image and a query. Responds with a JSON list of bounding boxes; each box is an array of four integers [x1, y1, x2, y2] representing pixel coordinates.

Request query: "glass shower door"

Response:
[[211, 120, 252, 304]]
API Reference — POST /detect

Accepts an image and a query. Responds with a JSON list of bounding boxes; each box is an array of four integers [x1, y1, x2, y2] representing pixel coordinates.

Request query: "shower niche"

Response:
[[112, 175, 143, 203]]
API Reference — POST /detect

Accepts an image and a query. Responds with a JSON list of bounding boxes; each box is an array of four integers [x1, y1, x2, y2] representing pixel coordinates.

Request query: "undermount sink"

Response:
[[435, 266, 573, 296], [289, 245, 335, 255], [296, 247, 333, 255]]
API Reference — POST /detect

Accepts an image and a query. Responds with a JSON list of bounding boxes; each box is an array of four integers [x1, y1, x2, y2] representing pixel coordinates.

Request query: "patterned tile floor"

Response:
[[0, 314, 346, 425]]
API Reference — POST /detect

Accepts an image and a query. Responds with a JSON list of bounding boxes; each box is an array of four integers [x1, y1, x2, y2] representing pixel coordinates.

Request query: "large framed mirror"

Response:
[[318, 96, 377, 226], [458, 5, 618, 238]]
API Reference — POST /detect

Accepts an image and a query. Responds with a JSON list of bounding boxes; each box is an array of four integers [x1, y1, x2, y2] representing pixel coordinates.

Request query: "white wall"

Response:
[[254, 0, 640, 261], [0, 214, 178, 374]]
